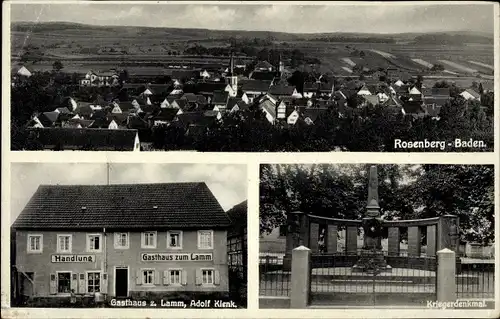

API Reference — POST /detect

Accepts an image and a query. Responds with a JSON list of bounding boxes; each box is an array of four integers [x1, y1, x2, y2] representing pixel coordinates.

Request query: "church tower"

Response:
[[276, 53, 284, 79], [226, 52, 238, 97]]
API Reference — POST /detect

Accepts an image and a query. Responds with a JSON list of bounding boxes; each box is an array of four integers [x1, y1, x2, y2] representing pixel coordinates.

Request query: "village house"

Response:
[[240, 80, 271, 103], [11, 182, 231, 302], [80, 70, 119, 87], [460, 88, 481, 102], [268, 85, 302, 99], [26, 128, 141, 151]]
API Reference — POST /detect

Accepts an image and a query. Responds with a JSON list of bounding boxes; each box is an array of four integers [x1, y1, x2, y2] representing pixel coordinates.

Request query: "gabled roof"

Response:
[[240, 80, 271, 92], [226, 97, 241, 110], [176, 112, 215, 128], [173, 99, 188, 110], [55, 107, 72, 115], [122, 83, 146, 90], [181, 93, 199, 103], [212, 90, 229, 105], [203, 110, 220, 118], [422, 87, 450, 97], [424, 97, 450, 107], [269, 85, 296, 96], [108, 113, 129, 126], [127, 116, 149, 129], [27, 128, 139, 151], [402, 101, 425, 115], [17, 66, 32, 77], [195, 82, 227, 95], [255, 61, 274, 70], [153, 108, 179, 121], [250, 71, 276, 81], [12, 182, 230, 230], [303, 82, 320, 92], [302, 108, 328, 122], [226, 200, 247, 236], [40, 112, 60, 125], [114, 101, 134, 112], [361, 95, 380, 106], [462, 88, 481, 99], [259, 99, 277, 119]]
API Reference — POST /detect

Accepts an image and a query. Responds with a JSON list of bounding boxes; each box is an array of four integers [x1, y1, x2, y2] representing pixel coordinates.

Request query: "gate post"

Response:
[[436, 248, 456, 302], [290, 246, 311, 309]]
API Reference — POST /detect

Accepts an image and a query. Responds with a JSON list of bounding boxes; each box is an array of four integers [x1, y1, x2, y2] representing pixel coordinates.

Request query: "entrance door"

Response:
[[115, 268, 128, 298]]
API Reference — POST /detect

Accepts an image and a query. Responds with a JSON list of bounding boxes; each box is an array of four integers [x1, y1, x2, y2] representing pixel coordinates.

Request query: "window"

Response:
[[87, 272, 101, 293], [57, 272, 71, 293], [167, 231, 183, 249], [87, 234, 102, 252], [201, 269, 214, 285], [114, 232, 129, 249], [141, 231, 157, 249], [198, 230, 213, 249], [27, 234, 43, 253], [57, 235, 72, 253], [142, 270, 154, 285], [169, 270, 181, 285]]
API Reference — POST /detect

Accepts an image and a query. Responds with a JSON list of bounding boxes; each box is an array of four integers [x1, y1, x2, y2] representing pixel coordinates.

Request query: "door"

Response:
[[115, 268, 128, 298]]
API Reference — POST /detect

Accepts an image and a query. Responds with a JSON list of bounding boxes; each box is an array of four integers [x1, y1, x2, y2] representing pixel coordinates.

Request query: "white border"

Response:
[[1, 1, 499, 318]]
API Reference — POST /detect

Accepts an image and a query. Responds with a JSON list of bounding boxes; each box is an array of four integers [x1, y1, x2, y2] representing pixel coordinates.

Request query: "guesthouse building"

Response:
[[11, 182, 232, 303]]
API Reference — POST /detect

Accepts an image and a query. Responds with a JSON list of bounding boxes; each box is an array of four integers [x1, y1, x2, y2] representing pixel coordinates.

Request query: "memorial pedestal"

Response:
[[352, 249, 392, 274]]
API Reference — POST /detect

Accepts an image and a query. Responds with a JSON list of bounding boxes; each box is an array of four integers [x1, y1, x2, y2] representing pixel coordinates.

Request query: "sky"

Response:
[[10, 163, 247, 224], [10, 2, 495, 34]]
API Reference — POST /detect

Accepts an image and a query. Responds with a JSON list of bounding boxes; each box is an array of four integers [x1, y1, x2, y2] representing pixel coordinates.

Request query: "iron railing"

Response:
[[259, 255, 290, 297], [456, 262, 495, 299], [309, 252, 437, 306]]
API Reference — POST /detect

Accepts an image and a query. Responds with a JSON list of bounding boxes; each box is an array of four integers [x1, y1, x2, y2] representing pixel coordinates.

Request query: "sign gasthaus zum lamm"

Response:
[[141, 253, 213, 262]]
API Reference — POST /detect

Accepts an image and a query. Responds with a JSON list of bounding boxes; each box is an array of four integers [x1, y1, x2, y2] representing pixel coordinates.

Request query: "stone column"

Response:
[[436, 248, 456, 302], [309, 223, 319, 253], [408, 226, 422, 257], [388, 227, 400, 256], [426, 225, 437, 256], [345, 226, 358, 254], [327, 225, 338, 253], [437, 215, 460, 253], [290, 246, 311, 309]]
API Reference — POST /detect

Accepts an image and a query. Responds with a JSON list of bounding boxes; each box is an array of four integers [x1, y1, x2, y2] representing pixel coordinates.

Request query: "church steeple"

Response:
[[229, 52, 234, 76], [226, 52, 237, 97], [277, 53, 283, 77]]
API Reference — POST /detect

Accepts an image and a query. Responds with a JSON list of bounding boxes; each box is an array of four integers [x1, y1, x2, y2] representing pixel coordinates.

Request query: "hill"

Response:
[[11, 21, 494, 43]]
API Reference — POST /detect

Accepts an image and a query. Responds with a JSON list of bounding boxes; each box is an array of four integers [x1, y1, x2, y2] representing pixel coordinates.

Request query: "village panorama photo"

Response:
[[9, 163, 248, 309], [9, 1, 496, 152]]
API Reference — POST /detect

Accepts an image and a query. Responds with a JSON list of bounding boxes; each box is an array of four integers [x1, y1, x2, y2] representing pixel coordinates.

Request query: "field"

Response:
[[11, 22, 494, 83]]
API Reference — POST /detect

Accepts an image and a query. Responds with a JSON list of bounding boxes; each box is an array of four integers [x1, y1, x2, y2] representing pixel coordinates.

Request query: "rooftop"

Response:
[[12, 182, 230, 230]]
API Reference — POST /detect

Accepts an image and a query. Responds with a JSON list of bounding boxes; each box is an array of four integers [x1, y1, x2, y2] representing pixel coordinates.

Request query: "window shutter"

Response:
[[181, 270, 187, 286], [49, 274, 57, 294], [214, 270, 220, 285], [195, 269, 202, 286], [101, 273, 108, 294], [163, 270, 170, 285], [114, 233, 119, 247], [78, 274, 86, 294], [154, 270, 160, 285], [136, 270, 142, 285], [71, 273, 78, 292]]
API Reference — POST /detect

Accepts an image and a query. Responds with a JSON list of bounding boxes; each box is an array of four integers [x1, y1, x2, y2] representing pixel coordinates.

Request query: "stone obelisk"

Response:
[[352, 165, 391, 274]]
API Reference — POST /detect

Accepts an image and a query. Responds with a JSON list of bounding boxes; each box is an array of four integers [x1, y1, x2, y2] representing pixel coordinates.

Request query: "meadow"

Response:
[[11, 22, 494, 81]]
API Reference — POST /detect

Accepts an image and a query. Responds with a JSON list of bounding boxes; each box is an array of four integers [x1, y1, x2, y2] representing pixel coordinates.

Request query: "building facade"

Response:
[[11, 182, 231, 302]]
